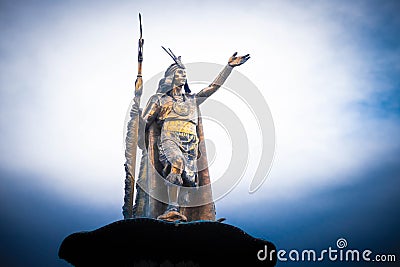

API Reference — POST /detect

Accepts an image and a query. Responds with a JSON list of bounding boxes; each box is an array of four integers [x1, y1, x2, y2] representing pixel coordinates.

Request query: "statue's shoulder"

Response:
[[147, 93, 165, 103], [157, 93, 173, 102]]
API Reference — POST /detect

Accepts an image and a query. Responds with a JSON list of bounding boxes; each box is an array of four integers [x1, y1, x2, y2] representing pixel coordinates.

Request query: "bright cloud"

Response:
[[1, 1, 399, 208]]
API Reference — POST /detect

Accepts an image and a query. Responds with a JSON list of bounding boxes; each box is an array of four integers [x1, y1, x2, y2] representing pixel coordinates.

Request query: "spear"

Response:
[[123, 13, 144, 219]]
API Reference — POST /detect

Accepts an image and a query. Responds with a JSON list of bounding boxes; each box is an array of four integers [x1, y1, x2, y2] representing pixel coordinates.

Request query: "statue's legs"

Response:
[[166, 184, 180, 211], [158, 163, 188, 221], [165, 165, 184, 212], [158, 132, 198, 221]]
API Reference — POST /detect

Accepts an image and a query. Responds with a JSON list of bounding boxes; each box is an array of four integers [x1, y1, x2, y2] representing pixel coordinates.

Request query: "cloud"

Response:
[[0, 0, 399, 208]]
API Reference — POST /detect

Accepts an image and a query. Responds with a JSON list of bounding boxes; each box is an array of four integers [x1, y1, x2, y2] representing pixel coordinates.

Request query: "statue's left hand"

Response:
[[228, 52, 250, 67]]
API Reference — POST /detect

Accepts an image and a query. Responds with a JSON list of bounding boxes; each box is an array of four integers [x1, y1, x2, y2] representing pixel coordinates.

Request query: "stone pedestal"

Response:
[[59, 218, 277, 266]]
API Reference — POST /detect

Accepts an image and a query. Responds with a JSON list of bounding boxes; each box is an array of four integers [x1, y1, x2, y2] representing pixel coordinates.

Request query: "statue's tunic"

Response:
[[144, 93, 200, 185]]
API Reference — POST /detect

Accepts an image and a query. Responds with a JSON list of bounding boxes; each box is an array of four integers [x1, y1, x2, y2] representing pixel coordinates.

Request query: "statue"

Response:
[[123, 14, 250, 222], [59, 14, 277, 267]]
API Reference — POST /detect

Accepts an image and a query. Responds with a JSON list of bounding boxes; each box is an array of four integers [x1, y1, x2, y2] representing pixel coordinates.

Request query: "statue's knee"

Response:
[[171, 166, 182, 174], [170, 156, 184, 172]]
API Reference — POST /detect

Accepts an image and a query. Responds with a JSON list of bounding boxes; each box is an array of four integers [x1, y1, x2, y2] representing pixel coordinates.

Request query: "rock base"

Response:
[[59, 218, 277, 266]]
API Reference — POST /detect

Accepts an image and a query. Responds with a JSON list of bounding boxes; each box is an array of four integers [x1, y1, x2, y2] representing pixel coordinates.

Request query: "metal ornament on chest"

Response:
[[172, 95, 191, 116]]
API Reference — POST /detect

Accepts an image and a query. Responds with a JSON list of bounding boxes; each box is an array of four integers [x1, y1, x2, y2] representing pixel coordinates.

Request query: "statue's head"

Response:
[[172, 68, 187, 88], [157, 47, 191, 94]]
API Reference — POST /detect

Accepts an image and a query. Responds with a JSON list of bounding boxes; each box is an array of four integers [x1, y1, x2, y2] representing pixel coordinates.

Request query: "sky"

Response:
[[0, 0, 399, 266]]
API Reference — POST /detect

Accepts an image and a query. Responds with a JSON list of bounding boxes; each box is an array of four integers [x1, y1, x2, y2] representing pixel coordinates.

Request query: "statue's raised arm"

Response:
[[196, 52, 250, 105]]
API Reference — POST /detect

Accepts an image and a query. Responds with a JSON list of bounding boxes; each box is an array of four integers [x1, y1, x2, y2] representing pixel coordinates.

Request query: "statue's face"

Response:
[[172, 69, 187, 88]]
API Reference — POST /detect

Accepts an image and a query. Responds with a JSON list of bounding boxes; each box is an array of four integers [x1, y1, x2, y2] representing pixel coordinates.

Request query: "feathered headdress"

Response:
[[157, 46, 191, 94], [161, 46, 185, 69]]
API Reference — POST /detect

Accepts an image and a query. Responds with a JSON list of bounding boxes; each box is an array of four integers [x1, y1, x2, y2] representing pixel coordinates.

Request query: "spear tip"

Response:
[[139, 13, 143, 38]]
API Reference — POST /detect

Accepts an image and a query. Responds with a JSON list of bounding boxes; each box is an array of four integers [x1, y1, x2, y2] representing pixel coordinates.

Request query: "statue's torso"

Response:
[[158, 94, 198, 135]]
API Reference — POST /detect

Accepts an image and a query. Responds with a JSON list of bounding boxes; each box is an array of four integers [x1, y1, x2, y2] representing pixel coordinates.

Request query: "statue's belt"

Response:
[[162, 120, 197, 135]]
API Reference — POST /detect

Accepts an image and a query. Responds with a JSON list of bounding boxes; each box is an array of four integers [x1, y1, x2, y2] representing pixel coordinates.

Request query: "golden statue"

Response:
[[123, 14, 250, 222]]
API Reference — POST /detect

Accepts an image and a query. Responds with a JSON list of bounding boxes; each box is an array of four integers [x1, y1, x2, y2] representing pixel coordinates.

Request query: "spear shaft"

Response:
[[123, 13, 144, 219]]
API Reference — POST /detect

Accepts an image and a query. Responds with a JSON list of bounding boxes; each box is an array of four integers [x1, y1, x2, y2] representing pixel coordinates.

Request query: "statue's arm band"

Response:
[[196, 64, 233, 103]]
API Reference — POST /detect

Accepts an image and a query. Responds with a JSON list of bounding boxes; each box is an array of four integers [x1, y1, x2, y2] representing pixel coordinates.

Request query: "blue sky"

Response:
[[1, 0, 399, 266]]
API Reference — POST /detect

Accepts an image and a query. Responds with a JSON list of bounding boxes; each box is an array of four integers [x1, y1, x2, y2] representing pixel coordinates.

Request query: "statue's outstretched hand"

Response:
[[228, 52, 250, 67]]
